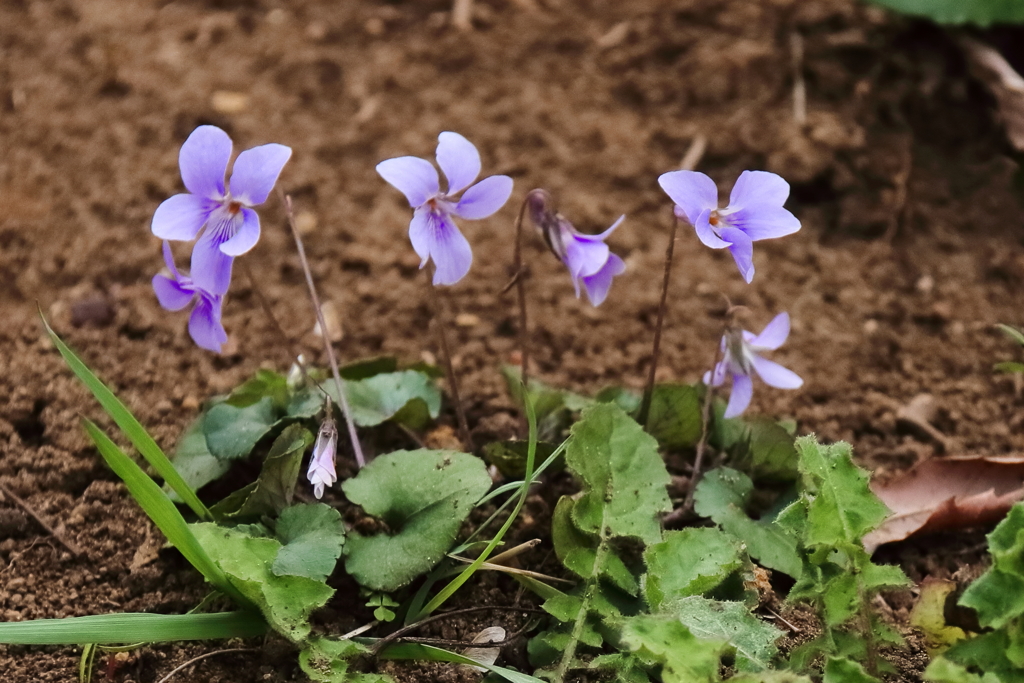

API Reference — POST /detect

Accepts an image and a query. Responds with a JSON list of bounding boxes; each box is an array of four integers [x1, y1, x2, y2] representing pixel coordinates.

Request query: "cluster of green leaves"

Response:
[[527, 403, 790, 683], [922, 503, 1024, 682], [696, 438, 909, 680], [3, 325, 538, 683], [175, 358, 442, 494], [865, 0, 1024, 26]]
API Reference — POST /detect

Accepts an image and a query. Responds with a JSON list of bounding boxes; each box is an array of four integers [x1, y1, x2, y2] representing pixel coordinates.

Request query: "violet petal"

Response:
[[427, 212, 473, 285], [563, 231, 610, 280], [729, 204, 801, 241], [191, 226, 235, 295], [724, 373, 754, 418], [454, 175, 513, 219], [728, 170, 790, 210], [407, 207, 434, 268], [436, 132, 481, 195], [694, 208, 731, 249], [573, 215, 626, 243], [229, 143, 293, 206], [719, 226, 755, 283], [179, 125, 232, 200], [188, 296, 228, 353], [750, 312, 790, 351], [751, 356, 803, 389], [376, 156, 440, 208], [151, 194, 217, 241], [220, 207, 261, 256], [658, 170, 718, 226], [581, 252, 625, 307], [152, 274, 193, 312]]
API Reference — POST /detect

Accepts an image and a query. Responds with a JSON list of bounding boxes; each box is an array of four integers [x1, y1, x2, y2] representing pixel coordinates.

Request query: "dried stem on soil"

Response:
[[155, 648, 256, 683], [425, 267, 473, 451], [283, 194, 366, 468], [0, 481, 82, 557]]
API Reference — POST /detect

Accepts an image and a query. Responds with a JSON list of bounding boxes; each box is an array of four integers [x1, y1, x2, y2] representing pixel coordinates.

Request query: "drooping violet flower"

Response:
[[152, 241, 228, 353], [526, 189, 626, 307], [376, 132, 513, 286], [307, 412, 338, 499], [704, 312, 803, 418], [658, 170, 800, 283], [151, 125, 292, 296]]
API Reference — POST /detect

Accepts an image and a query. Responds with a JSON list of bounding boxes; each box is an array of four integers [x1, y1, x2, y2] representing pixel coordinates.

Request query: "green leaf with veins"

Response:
[[822, 656, 880, 683], [226, 369, 289, 409], [299, 636, 394, 683], [693, 468, 802, 579], [209, 424, 312, 521], [643, 529, 743, 610], [204, 397, 279, 460], [289, 371, 440, 429], [619, 614, 726, 683], [960, 504, 1024, 629], [272, 503, 346, 581], [566, 403, 671, 544], [645, 383, 703, 449], [745, 419, 799, 483], [342, 449, 491, 591], [795, 437, 889, 549], [167, 416, 232, 500], [669, 596, 783, 672], [552, 497, 638, 595], [190, 523, 334, 643]]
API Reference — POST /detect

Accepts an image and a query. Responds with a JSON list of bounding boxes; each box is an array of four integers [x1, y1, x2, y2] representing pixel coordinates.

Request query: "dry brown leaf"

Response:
[[864, 455, 1024, 552], [961, 38, 1024, 152]]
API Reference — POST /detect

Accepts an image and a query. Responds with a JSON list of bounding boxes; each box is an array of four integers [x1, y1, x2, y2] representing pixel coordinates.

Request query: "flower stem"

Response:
[[282, 194, 365, 468], [513, 198, 530, 391], [681, 338, 724, 513], [637, 214, 678, 427], [425, 267, 473, 452]]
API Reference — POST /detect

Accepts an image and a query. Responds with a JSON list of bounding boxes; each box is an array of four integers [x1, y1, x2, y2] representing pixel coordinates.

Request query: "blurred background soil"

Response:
[[2, 0, 1024, 680]]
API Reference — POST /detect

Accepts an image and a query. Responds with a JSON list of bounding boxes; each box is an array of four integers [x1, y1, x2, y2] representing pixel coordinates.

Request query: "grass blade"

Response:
[[83, 419, 250, 608], [0, 611, 266, 645], [378, 642, 545, 683], [41, 315, 211, 520]]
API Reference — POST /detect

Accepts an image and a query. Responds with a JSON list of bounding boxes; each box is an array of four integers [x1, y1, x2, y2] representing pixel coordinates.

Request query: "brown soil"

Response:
[[3, 0, 1024, 680]]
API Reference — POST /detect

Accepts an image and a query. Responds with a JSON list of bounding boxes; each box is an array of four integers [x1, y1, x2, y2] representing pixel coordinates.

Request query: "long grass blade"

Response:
[[42, 315, 211, 520], [0, 611, 266, 645], [377, 642, 545, 683], [83, 420, 250, 608]]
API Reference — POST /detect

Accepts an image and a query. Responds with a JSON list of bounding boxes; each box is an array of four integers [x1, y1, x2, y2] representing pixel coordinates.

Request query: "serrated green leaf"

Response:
[[822, 656, 880, 683], [167, 416, 232, 501], [209, 424, 313, 520], [865, 0, 1024, 26], [923, 656, 1002, 683], [543, 594, 584, 622], [204, 397, 279, 460], [822, 574, 860, 627], [693, 468, 803, 579], [342, 449, 491, 591], [190, 523, 334, 642], [961, 504, 1024, 629], [620, 614, 726, 683], [645, 383, 703, 449], [551, 497, 638, 594], [567, 403, 671, 544], [668, 596, 783, 672], [796, 437, 888, 548], [272, 503, 346, 581], [299, 636, 393, 683], [644, 529, 743, 610]]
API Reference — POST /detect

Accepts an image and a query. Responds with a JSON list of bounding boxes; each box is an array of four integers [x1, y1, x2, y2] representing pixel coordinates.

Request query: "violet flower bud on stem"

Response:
[[308, 408, 338, 499], [282, 193, 366, 468], [425, 266, 473, 452]]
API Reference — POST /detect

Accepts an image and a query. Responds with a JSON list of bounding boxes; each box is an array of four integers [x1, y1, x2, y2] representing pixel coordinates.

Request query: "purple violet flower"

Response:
[[376, 132, 514, 286], [704, 312, 803, 418], [152, 241, 228, 353], [151, 125, 292, 296], [526, 189, 626, 307], [307, 416, 338, 499], [658, 170, 800, 283]]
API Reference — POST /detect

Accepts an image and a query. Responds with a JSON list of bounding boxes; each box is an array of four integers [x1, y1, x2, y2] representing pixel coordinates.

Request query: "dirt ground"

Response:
[[2, 0, 1024, 680]]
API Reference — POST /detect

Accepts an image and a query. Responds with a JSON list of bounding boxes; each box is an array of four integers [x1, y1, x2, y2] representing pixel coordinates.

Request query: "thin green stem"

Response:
[[553, 525, 611, 683]]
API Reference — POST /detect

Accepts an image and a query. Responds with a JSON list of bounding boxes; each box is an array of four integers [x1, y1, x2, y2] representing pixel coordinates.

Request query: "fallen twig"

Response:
[[0, 481, 82, 557]]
